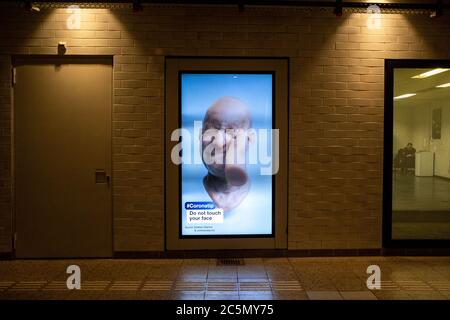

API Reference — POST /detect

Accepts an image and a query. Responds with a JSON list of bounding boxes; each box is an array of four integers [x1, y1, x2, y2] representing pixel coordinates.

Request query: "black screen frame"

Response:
[[165, 57, 288, 251], [177, 70, 276, 239], [383, 59, 450, 248]]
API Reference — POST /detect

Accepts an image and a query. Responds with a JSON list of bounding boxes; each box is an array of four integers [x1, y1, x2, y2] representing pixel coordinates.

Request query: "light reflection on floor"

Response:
[[393, 175, 450, 239], [1, 256, 450, 300]]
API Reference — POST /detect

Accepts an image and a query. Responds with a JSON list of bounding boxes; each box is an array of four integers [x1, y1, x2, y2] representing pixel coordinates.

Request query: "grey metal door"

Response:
[[14, 56, 113, 258]]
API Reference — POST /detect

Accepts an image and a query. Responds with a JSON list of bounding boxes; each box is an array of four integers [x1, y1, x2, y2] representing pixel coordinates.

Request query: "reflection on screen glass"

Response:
[[180, 73, 273, 236], [392, 67, 450, 239]]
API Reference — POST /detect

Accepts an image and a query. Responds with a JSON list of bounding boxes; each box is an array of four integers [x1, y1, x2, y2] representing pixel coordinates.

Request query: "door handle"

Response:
[[95, 169, 110, 185]]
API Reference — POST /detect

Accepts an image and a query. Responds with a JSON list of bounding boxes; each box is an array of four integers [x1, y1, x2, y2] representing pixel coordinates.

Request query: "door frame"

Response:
[[165, 56, 289, 251], [383, 58, 450, 248], [11, 54, 114, 258]]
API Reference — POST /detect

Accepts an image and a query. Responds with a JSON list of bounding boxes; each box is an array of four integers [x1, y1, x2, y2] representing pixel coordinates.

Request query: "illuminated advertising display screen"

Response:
[[180, 73, 274, 237]]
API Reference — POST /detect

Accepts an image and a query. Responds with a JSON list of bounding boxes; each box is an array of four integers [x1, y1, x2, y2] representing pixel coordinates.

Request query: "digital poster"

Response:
[[180, 73, 274, 236]]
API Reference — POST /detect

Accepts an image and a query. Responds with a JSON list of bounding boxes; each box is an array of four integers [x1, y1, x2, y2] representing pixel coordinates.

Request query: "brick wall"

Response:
[[0, 4, 449, 253]]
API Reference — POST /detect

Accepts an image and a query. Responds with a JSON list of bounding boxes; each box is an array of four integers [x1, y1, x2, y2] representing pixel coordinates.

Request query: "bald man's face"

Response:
[[201, 97, 252, 184]]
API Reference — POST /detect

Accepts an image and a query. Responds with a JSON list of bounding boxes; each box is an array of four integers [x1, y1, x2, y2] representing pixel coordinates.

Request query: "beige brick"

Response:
[[122, 80, 146, 88], [121, 129, 147, 138], [121, 64, 146, 72], [0, 5, 448, 254], [134, 88, 160, 97], [29, 47, 56, 54], [55, 30, 96, 39], [95, 30, 121, 39], [95, 47, 121, 55], [108, 39, 134, 47], [64, 47, 95, 55]]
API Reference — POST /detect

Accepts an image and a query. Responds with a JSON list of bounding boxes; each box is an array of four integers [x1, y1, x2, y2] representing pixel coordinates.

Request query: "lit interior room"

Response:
[[393, 67, 450, 239]]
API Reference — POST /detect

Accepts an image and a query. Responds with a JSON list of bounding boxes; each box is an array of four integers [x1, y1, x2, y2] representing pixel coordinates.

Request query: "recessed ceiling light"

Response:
[[412, 68, 450, 79], [436, 82, 450, 88], [394, 93, 416, 100]]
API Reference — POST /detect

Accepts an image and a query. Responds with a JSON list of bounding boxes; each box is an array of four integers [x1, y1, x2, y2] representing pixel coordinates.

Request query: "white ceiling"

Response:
[[394, 68, 450, 105]]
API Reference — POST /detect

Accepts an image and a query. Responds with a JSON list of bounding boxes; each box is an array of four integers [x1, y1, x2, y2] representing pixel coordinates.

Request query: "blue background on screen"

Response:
[[180, 73, 273, 236]]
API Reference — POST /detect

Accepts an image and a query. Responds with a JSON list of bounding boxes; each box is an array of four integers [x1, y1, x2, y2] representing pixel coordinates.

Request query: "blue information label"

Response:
[[184, 202, 216, 210]]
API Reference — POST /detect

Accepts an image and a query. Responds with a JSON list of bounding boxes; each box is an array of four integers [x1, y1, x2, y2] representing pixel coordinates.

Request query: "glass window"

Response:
[[391, 65, 450, 240]]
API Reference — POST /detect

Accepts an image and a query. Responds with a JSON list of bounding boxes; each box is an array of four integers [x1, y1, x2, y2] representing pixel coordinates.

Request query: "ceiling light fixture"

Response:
[[24, 1, 40, 12], [132, 0, 143, 12], [333, 0, 343, 17], [238, 0, 245, 12], [412, 68, 450, 79], [394, 93, 416, 100], [436, 82, 450, 88], [430, 0, 443, 18]]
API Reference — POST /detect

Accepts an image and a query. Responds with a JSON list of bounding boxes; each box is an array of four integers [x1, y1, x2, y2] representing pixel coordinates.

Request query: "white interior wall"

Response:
[[430, 102, 450, 178], [393, 103, 414, 154], [394, 98, 450, 178]]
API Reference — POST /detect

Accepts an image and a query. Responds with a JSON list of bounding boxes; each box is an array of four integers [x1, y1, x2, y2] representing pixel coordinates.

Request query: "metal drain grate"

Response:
[[216, 258, 245, 266]]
